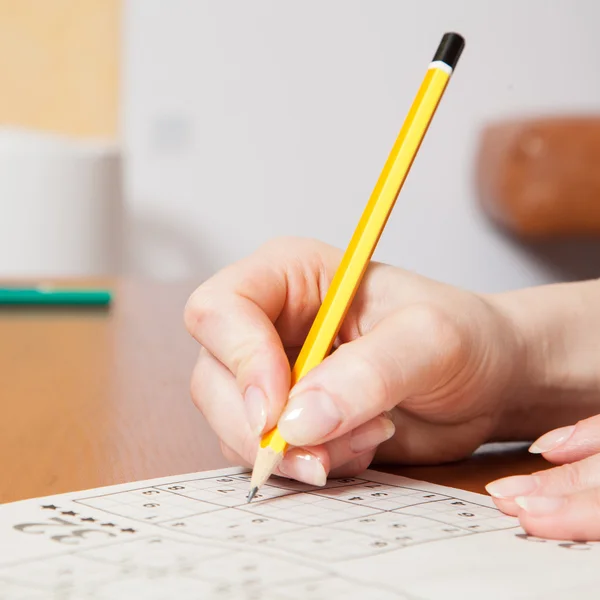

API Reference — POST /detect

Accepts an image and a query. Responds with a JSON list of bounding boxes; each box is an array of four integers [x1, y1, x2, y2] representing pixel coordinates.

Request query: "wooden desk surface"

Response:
[[0, 279, 549, 505]]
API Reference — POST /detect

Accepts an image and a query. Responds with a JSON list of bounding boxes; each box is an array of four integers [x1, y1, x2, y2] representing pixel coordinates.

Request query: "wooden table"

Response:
[[0, 279, 549, 505]]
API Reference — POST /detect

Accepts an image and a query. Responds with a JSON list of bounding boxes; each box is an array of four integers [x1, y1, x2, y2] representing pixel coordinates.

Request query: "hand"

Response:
[[184, 237, 521, 486], [486, 415, 600, 541]]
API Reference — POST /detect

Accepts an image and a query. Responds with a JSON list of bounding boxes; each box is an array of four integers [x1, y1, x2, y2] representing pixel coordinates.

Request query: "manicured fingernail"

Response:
[[278, 389, 343, 446], [485, 475, 537, 499], [279, 450, 327, 486], [529, 425, 576, 454], [350, 417, 396, 454], [515, 495, 565, 515], [243, 385, 267, 437]]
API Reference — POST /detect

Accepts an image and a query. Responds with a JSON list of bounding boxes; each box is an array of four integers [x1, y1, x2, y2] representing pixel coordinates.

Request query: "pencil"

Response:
[[247, 32, 465, 502]]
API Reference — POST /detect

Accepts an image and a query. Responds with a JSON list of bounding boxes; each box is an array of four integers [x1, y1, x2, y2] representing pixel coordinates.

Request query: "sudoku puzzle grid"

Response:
[[0, 473, 518, 599], [75, 472, 518, 557]]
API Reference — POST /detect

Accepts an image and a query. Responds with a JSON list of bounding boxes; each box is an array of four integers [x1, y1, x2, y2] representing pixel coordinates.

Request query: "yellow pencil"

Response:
[[247, 32, 465, 502]]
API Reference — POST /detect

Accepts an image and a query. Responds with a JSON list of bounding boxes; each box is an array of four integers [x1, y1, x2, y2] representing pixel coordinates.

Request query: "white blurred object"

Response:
[[0, 128, 122, 277]]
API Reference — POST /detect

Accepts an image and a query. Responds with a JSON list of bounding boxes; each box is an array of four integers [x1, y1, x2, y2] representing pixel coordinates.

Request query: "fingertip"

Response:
[[239, 343, 292, 436], [489, 496, 520, 517], [278, 447, 330, 487], [527, 425, 576, 455]]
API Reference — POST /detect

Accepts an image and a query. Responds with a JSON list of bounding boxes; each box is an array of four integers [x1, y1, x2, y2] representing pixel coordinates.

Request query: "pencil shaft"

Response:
[[251, 33, 465, 494], [259, 68, 451, 457], [292, 67, 450, 383]]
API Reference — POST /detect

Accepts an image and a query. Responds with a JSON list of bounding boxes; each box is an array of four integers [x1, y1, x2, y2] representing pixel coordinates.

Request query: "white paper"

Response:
[[1, 466, 598, 599]]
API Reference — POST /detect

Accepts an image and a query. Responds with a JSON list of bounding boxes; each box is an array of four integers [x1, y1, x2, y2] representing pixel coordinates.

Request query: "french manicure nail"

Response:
[[278, 389, 343, 446], [350, 417, 396, 454], [243, 385, 267, 437], [529, 425, 576, 454], [279, 451, 327, 486], [514, 495, 565, 515], [485, 475, 537, 499]]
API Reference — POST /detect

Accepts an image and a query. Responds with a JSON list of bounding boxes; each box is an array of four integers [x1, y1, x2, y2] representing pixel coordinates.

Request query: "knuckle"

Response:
[[229, 340, 263, 378], [401, 303, 466, 373], [183, 286, 220, 337], [404, 304, 463, 352]]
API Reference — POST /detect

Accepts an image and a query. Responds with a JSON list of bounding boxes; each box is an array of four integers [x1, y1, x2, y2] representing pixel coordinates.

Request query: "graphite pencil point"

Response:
[[246, 487, 258, 503]]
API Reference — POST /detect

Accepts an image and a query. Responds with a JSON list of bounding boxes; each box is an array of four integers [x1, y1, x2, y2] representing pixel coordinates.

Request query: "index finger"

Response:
[[183, 237, 340, 435]]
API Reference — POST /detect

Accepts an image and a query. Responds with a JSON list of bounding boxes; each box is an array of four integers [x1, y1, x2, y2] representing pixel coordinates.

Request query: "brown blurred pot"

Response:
[[475, 116, 600, 238]]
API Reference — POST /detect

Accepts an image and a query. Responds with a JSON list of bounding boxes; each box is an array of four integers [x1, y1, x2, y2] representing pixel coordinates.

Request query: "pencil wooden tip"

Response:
[[249, 445, 284, 498]]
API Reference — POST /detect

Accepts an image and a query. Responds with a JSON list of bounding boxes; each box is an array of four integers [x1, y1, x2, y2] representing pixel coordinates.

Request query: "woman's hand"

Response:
[[184, 236, 600, 540], [487, 415, 600, 541], [483, 276, 600, 541], [183, 237, 521, 486]]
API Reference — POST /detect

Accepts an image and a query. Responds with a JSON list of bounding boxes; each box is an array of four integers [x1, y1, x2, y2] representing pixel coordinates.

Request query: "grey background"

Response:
[[122, 0, 600, 289]]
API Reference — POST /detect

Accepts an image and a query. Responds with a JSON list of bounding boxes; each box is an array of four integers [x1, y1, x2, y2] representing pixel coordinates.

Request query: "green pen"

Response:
[[0, 286, 112, 306]]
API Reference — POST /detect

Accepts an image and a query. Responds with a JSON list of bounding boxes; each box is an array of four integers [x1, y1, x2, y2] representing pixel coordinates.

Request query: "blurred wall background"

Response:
[[122, 0, 600, 291], [0, 0, 121, 277], [1, 1, 599, 289], [0, 0, 119, 137]]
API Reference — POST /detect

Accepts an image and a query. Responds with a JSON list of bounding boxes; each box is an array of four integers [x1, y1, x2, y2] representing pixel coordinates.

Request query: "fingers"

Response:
[[328, 452, 377, 479], [486, 449, 600, 524], [488, 497, 520, 518], [192, 349, 392, 485], [221, 439, 374, 485], [220, 439, 332, 487], [191, 349, 260, 462], [512, 488, 600, 541], [185, 277, 289, 437], [277, 304, 468, 447], [487, 416, 600, 519], [220, 429, 380, 486], [194, 352, 330, 486], [374, 408, 495, 465], [528, 415, 600, 464], [487, 452, 600, 500], [277, 416, 394, 485], [280, 415, 395, 483], [185, 238, 337, 436]]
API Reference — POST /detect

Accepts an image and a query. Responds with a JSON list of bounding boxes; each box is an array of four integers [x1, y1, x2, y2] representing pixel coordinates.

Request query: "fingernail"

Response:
[[529, 425, 576, 454], [243, 385, 267, 437], [279, 450, 327, 486], [350, 417, 396, 454], [514, 496, 565, 516], [485, 475, 537, 499], [278, 389, 343, 446]]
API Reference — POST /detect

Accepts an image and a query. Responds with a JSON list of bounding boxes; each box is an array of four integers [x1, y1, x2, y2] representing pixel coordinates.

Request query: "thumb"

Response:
[[277, 304, 467, 447]]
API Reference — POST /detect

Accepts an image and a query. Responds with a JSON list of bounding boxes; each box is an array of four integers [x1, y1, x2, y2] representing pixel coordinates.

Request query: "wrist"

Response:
[[484, 280, 600, 441]]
